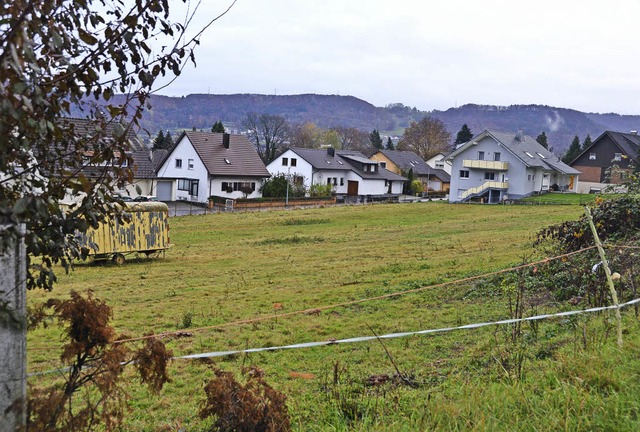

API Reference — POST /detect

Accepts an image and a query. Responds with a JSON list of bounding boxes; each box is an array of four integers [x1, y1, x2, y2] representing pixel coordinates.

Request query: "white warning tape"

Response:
[[174, 298, 640, 360], [29, 298, 640, 376]]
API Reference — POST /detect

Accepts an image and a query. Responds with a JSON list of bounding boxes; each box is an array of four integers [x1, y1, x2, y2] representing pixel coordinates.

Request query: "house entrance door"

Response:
[[347, 180, 359, 196]]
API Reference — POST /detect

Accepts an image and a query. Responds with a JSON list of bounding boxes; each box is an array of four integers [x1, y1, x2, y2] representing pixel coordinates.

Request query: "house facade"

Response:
[[267, 147, 406, 197], [569, 131, 640, 193], [155, 131, 270, 203], [370, 150, 450, 192], [447, 130, 580, 203]]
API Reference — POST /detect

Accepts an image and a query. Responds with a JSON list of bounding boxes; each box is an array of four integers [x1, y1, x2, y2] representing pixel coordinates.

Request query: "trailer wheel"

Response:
[[112, 253, 125, 265]]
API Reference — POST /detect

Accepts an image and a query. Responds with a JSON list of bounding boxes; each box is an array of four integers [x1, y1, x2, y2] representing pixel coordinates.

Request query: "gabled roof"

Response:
[[60, 117, 157, 179], [429, 168, 451, 183], [173, 131, 270, 178], [289, 147, 407, 181], [571, 131, 640, 164], [375, 150, 432, 175], [448, 130, 580, 175]]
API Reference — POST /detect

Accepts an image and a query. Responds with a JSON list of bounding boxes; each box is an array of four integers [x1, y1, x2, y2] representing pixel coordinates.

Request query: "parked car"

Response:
[[117, 194, 133, 202], [133, 195, 159, 202]]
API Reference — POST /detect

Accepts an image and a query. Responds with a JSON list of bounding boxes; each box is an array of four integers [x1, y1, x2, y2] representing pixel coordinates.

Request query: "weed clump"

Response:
[[199, 366, 291, 432]]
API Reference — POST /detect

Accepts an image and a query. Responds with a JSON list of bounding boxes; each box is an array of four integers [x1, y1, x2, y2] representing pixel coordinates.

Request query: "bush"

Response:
[[199, 367, 291, 432], [260, 174, 305, 198], [409, 180, 423, 195], [309, 183, 333, 198]]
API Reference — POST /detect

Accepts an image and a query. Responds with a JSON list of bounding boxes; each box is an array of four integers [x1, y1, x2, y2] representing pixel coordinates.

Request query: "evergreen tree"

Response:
[[385, 136, 395, 150], [582, 134, 592, 151], [536, 131, 549, 149], [211, 121, 225, 133], [370, 129, 383, 149], [454, 124, 473, 144], [164, 131, 174, 149], [152, 130, 165, 150], [562, 135, 581, 164]]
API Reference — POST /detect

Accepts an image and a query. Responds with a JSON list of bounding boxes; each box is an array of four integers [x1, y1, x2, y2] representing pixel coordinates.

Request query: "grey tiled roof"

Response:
[[290, 148, 406, 181], [176, 131, 270, 178], [377, 150, 432, 175], [60, 117, 156, 179], [429, 168, 451, 182]]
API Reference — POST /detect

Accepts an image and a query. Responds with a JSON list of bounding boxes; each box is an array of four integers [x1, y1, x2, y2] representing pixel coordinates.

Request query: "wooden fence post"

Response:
[[584, 206, 623, 347]]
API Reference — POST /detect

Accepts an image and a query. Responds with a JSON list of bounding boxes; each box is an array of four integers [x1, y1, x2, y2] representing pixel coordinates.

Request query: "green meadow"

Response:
[[27, 202, 640, 431]]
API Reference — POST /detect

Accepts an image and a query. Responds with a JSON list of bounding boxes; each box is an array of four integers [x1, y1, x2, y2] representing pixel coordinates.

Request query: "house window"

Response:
[[340, 178, 344, 186], [333, 178, 338, 186], [178, 179, 199, 196], [380, 162, 387, 169], [290, 158, 297, 167], [175, 158, 182, 168], [188, 159, 194, 169], [282, 157, 288, 166], [614, 153, 622, 162], [528, 175, 532, 181], [484, 172, 495, 180], [178, 179, 189, 191], [459, 170, 470, 179], [589, 152, 597, 160], [221, 182, 232, 193], [327, 178, 331, 185], [478, 151, 485, 160], [494, 152, 501, 161]]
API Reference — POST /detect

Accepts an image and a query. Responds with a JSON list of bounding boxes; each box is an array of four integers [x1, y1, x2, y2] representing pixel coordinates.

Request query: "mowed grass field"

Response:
[[27, 202, 640, 430]]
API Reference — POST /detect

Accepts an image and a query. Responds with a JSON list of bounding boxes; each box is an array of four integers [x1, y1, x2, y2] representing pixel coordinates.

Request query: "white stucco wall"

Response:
[[156, 135, 209, 202]]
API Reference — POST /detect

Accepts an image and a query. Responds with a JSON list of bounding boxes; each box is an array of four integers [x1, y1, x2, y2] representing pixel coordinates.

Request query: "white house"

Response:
[[154, 131, 270, 202], [446, 130, 581, 203], [425, 152, 452, 175], [266, 147, 407, 197]]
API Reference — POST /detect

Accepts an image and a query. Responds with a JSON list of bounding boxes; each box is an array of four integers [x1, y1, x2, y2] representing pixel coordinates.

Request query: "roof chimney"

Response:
[[327, 147, 335, 157], [222, 133, 230, 149], [516, 129, 524, 141]]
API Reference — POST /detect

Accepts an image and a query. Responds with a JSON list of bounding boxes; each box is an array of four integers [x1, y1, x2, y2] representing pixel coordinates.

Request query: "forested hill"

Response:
[[104, 93, 640, 153]]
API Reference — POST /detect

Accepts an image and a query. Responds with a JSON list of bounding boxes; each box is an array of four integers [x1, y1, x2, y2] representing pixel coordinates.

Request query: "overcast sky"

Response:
[[158, 0, 640, 115]]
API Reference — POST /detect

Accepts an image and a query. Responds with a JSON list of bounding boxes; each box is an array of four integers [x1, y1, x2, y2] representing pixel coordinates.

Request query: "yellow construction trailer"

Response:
[[81, 201, 171, 264]]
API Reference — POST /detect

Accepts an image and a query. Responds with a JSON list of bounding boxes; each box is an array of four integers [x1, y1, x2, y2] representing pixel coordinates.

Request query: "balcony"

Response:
[[460, 181, 508, 200], [462, 160, 509, 171]]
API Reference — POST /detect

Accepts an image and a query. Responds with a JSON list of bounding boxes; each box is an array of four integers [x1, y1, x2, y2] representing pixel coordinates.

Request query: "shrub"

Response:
[[199, 366, 291, 432], [260, 174, 305, 198], [309, 183, 333, 198]]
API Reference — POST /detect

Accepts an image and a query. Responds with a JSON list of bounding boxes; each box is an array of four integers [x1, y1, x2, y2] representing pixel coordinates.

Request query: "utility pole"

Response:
[[0, 224, 27, 429]]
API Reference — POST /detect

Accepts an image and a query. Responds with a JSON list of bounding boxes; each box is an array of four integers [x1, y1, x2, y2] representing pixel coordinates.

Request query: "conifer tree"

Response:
[[562, 135, 582, 164], [582, 134, 592, 151], [536, 132, 549, 149], [370, 129, 383, 149], [386, 136, 395, 150], [211, 121, 225, 133], [152, 130, 166, 150], [454, 124, 473, 145]]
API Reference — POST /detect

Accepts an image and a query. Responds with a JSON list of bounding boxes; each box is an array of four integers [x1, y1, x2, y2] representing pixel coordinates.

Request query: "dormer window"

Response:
[[536, 153, 546, 159], [337, 160, 343, 165], [326, 160, 331, 164], [224, 158, 231, 164], [524, 151, 534, 158]]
